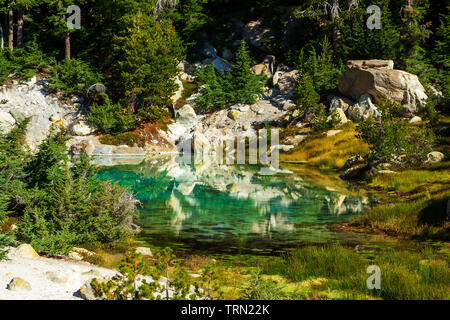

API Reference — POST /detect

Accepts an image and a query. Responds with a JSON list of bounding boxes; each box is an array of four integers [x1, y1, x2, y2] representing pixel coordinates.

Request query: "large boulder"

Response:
[[0, 111, 16, 134], [339, 60, 427, 115], [176, 104, 197, 127]]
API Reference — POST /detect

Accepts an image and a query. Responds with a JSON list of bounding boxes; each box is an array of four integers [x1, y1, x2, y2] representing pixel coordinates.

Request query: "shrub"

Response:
[[295, 75, 339, 133], [0, 120, 31, 259], [0, 39, 52, 83], [92, 247, 200, 300], [16, 128, 137, 255], [356, 98, 434, 164], [240, 269, 284, 300], [91, 248, 157, 300], [48, 58, 104, 97], [295, 73, 320, 113], [88, 94, 136, 134]]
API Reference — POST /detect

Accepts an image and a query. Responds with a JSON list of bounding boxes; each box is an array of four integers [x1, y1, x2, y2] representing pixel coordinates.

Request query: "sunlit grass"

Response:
[[260, 244, 450, 300], [280, 124, 369, 170], [369, 162, 450, 195]]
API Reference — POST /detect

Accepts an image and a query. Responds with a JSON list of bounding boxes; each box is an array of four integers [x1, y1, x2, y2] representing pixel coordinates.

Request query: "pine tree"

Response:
[[114, 11, 184, 121], [195, 64, 228, 111], [225, 40, 265, 105]]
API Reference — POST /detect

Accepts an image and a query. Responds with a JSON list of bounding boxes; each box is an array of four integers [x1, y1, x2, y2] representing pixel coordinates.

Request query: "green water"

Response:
[[97, 155, 374, 254]]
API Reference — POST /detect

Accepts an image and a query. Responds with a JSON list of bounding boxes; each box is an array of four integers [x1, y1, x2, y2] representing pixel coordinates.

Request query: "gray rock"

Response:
[[45, 271, 68, 284], [276, 70, 298, 97], [329, 96, 353, 113], [7, 277, 32, 292]]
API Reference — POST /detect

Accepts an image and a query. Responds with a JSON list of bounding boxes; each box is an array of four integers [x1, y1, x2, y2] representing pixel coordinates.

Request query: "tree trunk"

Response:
[[0, 20, 4, 50], [17, 10, 24, 48], [8, 10, 13, 51], [330, 0, 340, 49], [65, 32, 71, 60]]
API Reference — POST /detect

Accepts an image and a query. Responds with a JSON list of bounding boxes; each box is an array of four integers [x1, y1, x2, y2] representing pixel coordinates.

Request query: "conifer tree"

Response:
[[195, 64, 228, 111], [225, 40, 265, 105], [114, 11, 184, 121]]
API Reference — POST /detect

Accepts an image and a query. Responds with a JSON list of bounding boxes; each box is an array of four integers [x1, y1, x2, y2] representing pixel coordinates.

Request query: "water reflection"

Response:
[[97, 155, 372, 253]]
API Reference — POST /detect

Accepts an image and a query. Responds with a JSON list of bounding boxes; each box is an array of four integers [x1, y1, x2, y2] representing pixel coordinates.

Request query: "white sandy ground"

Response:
[[0, 247, 117, 300]]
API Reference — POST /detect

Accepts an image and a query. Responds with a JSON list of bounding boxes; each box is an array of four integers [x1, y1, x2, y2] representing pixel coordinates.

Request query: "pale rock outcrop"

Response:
[[0, 110, 16, 134], [176, 104, 197, 127], [272, 96, 296, 111], [193, 127, 211, 154], [0, 79, 78, 151], [172, 76, 184, 103], [339, 59, 427, 115], [347, 94, 381, 122], [15, 244, 40, 259], [72, 120, 96, 136]]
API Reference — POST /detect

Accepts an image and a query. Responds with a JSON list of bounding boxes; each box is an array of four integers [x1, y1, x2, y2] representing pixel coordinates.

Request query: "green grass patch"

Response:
[[369, 162, 450, 196], [99, 132, 146, 148], [260, 244, 450, 300], [357, 191, 450, 240]]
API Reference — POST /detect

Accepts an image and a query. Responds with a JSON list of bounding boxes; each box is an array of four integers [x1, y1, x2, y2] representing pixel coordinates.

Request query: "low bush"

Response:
[[356, 98, 434, 165], [88, 94, 136, 134], [48, 58, 104, 97], [0, 39, 52, 83], [0, 122, 138, 256]]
